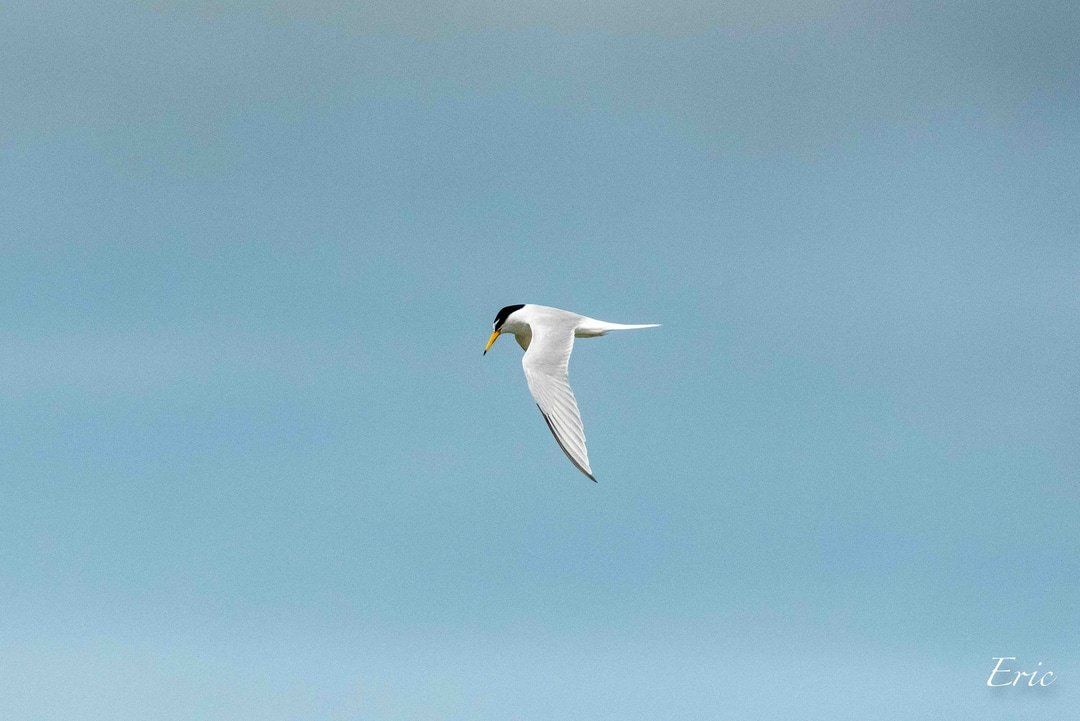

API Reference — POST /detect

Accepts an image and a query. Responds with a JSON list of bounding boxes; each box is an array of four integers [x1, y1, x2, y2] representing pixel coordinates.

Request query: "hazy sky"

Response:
[[1, 2, 1077, 719]]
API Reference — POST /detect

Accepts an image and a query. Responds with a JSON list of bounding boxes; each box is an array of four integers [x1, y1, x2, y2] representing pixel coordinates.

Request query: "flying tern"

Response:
[[483, 304, 659, 481]]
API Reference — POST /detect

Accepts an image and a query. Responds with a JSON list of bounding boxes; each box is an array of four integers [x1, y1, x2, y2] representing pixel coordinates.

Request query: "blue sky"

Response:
[[1, 2, 1077, 719]]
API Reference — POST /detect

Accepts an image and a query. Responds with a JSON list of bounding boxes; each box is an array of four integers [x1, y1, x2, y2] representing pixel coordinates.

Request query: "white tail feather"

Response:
[[576, 319, 661, 337]]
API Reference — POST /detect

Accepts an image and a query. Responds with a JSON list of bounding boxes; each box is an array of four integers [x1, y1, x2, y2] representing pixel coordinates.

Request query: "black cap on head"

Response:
[[493, 304, 525, 331]]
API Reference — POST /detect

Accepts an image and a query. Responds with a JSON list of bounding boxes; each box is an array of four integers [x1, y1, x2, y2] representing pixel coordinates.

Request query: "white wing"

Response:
[[522, 317, 595, 481]]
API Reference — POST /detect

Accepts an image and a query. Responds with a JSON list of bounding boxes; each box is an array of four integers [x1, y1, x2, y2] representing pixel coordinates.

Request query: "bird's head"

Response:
[[483, 304, 526, 354]]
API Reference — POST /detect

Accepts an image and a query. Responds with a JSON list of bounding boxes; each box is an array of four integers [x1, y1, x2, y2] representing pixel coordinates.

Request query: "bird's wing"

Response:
[[522, 319, 595, 481]]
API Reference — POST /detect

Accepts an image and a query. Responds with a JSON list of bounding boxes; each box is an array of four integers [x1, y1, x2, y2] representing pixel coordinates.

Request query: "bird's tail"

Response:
[[604, 322, 661, 331], [577, 319, 661, 336]]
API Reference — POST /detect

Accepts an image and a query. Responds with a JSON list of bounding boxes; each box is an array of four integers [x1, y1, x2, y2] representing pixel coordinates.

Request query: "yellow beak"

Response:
[[483, 330, 501, 355]]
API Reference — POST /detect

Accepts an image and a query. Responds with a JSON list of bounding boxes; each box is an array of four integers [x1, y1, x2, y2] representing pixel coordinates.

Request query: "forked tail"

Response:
[[577, 319, 661, 337]]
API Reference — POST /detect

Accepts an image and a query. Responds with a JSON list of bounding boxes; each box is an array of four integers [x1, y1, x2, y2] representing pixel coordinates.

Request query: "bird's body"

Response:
[[483, 304, 659, 481]]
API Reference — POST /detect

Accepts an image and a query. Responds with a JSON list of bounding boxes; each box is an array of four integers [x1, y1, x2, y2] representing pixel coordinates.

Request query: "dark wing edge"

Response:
[[538, 405, 597, 482]]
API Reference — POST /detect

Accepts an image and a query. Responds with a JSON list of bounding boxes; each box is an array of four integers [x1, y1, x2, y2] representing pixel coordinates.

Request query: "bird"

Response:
[[483, 304, 659, 481]]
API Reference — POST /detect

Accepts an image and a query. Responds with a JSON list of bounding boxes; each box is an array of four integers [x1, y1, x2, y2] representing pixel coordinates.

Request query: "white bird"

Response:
[[483, 304, 659, 481]]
